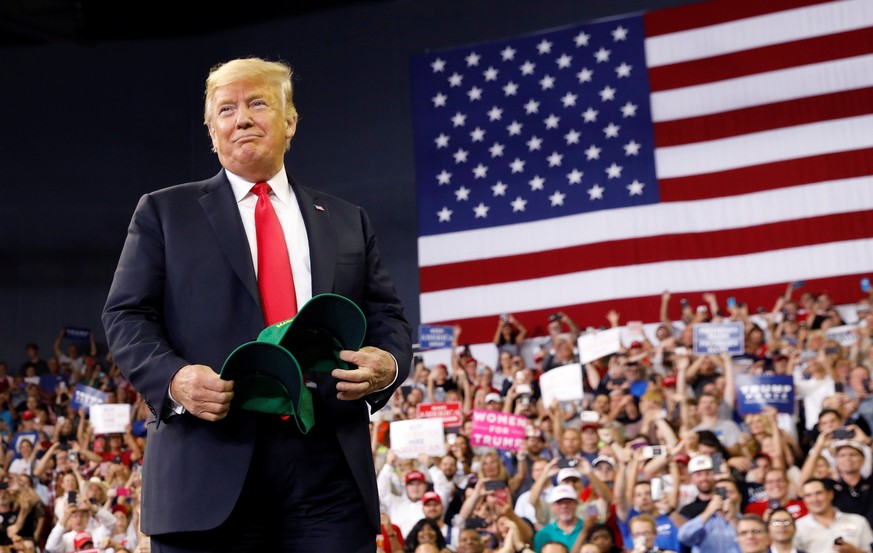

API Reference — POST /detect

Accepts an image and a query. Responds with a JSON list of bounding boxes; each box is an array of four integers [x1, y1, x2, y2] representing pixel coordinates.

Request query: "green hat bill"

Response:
[[218, 294, 367, 428], [219, 342, 302, 417]]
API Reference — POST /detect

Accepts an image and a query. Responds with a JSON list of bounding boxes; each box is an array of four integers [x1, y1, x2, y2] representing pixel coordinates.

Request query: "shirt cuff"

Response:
[[166, 385, 186, 415]]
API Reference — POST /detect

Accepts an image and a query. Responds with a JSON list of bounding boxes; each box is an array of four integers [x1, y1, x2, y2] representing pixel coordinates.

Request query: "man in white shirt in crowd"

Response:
[[794, 478, 873, 553]]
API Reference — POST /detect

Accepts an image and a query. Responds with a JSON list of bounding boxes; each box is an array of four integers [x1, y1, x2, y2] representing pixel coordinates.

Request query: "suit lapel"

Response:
[[292, 179, 336, 296], [292, 180, 338, 391], [198, 171, 260, 307]]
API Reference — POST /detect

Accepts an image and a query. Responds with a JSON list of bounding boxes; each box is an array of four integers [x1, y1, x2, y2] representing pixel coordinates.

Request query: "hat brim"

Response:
[[254, 294, 367, 375], [219, 342, 303, 416]]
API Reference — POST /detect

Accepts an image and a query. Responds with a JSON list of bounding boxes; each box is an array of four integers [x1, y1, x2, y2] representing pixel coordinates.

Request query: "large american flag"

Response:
[[410, 0, 873, 343]]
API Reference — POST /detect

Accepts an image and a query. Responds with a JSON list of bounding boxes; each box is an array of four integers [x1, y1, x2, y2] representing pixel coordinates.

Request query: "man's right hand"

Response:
[[170, 364, 234, 421]]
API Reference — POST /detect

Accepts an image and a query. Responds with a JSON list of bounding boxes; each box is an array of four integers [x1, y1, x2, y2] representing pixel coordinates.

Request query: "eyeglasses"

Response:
[[737, 528, 764, 537], [770, 520, 793, 527]]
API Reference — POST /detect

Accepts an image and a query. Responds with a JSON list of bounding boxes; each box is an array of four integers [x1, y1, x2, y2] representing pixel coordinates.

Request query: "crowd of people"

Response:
[[3, 282, 873, 552], [0, 330, 145, 553], [370, 284, 873, 553]]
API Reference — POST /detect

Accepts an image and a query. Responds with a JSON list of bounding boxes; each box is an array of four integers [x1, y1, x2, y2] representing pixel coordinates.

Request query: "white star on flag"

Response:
[[549, 190, 566, 206], [587, 184, 604, 200], [436, 206, 452, 221], [627, 179, 644, 196], [473, 202, 490, 218], [491, 181, 508, 196]]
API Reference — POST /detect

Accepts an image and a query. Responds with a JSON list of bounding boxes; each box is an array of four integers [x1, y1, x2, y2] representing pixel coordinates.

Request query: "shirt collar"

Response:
[[226, 167, 291, 205]]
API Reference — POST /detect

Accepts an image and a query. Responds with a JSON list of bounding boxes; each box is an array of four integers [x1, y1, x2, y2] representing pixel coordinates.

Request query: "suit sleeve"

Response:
[[102, 193, 188, 421], [356, 206, 413, 412]]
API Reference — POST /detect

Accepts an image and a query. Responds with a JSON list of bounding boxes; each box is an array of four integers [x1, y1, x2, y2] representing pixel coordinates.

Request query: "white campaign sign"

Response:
[[389, 418, 446, 459], [539, 363, 585, 407], [578, 327, 622, 364], [89, 403, 131, 435]]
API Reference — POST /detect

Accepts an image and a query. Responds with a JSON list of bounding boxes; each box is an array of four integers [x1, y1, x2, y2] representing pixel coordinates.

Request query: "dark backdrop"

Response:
[[0, 0, 697, 364]]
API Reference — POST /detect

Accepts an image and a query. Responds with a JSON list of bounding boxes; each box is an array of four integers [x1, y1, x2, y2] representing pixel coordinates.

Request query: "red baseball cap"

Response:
[[422, 491, 442, 504], [405, 470, 426, 484], [74, 531, 93, 548]]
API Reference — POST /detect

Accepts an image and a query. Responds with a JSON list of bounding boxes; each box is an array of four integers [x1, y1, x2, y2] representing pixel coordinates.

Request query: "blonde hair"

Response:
[[203, 57, 298, 149]]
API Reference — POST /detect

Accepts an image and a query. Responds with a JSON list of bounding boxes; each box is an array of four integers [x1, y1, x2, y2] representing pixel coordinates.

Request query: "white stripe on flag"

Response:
[[645, 0, 873, 67], [651, 55, 873, 122], [420, 238, 873, 322], [417, 176, 873, 266], [655, 114, 873, 179]]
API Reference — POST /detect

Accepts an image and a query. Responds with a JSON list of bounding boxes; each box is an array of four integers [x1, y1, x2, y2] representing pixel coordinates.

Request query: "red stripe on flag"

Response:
[[430, 273, 869, 344], [654, 88, 873, 147], [644, 0, 834, 37], [419, 210, 873, 293], [659, 147, 873, 202], [648, 28, 873, 92]]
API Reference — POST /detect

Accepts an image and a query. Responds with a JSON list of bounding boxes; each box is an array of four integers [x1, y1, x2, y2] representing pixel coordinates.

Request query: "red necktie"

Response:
[[252, 182, 297, 326]]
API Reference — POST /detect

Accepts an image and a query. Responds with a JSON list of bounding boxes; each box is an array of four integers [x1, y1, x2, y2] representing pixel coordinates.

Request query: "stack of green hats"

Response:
[[220, 293, 366, 433]]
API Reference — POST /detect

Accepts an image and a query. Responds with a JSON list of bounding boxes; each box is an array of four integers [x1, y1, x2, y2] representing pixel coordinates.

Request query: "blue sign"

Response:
[[418, 325, 455, 350], [71, 384, 108, 411], [64, 327, 91, 340], [692, 322, 745, 355], [736, 375, 794, 415]]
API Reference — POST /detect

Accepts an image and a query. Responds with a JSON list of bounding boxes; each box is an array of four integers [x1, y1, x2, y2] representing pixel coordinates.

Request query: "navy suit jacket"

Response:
[[102, 169, 412, 535]]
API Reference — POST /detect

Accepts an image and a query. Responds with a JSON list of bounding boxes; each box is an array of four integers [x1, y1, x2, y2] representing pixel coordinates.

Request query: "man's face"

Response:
[[633, 483, 653, 512], [526, 434, 544, 454], [767, 512, 795, 544], [801, 481, 832, 515], [835, 447, 863, 476], [629, 520, 656, 550], [736, 520, 770, 553], [422, 499, 443, 521], [406, 479, 427, 501], [456, 529, 485, 553], [208, 78, 296, 180], [589, 529, 613, 552], [763, 471, 787, 500], [581, 427, 598, 447], [551, 498, 579, 523], [561, 430, 581, 455], [691, 469, 715, 494], [817, 412, 842, 435], [439, 456, 456, 478], [698, 395, 717, 416]]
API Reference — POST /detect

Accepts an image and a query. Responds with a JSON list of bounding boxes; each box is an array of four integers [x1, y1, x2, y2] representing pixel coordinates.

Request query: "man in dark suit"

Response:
[[102, 57, 412, 552]]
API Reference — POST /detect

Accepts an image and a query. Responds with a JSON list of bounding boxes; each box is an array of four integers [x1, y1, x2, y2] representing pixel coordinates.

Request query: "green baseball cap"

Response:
[[219, 294, 366, 432]]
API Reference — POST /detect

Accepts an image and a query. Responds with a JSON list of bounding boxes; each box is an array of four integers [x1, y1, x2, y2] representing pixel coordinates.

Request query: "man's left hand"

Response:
[[333, 346, 396, 400]]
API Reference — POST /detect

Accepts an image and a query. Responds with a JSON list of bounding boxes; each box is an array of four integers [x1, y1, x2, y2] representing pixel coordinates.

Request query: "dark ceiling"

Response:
[[0, 0, 381, 46]]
